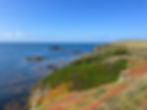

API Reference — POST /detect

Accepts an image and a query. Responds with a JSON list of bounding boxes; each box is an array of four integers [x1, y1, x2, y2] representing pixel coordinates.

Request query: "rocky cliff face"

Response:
[[28, 41, 147, 110]]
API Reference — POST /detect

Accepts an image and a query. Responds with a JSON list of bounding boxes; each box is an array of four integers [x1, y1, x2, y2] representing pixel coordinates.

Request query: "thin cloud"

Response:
[[0, 32, 25, 41]]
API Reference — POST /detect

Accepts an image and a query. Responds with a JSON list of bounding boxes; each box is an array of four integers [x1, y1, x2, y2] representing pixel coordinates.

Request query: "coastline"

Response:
[[0, 43, 96, 110], [27, 41, 147, 110]]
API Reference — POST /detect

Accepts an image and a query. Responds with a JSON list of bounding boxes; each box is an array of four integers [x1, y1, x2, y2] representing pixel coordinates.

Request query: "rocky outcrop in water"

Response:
[[26, 56, 45, 62]]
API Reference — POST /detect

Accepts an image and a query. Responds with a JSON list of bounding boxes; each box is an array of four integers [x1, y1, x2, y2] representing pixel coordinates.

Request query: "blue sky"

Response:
[[0, 0, 147, 42]]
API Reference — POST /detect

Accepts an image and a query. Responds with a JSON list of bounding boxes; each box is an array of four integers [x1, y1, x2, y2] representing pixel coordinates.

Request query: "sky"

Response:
[[0, 0, 147, 42]]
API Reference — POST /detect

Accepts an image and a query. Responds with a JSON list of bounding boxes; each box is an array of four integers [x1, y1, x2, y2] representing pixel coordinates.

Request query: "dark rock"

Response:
[[72, 50, 82, 55], [47, 64, 58, 70], [26, 56, 44, 62], [50, 45, 63, 51]]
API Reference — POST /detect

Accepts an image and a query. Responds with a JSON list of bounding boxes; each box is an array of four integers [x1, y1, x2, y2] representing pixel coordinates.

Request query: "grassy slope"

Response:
[[40, 68, 147, 110], [29, 41, 147, 110], [41, 44, 128, 90]]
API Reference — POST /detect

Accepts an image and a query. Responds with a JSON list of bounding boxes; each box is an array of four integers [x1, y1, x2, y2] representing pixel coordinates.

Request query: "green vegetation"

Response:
[[41, 46, 128, 90], [72, 46, 129, 65], [110, 47, 129, 55]]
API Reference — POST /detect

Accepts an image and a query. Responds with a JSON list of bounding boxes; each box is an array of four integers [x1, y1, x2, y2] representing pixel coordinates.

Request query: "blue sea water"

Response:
[[0, 43, 96, 109]]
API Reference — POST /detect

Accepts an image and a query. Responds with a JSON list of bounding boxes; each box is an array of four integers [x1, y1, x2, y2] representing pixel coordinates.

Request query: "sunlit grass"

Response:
[[41, 46, 128, 90]]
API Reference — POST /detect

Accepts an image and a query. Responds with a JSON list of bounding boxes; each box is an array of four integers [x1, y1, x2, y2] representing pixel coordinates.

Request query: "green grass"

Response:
[[41, 46, 128, 91], [72, 46, 129, 65]]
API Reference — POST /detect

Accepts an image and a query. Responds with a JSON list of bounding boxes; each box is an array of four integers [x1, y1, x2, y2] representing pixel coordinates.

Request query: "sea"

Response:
[[0, 43, 97, 110]]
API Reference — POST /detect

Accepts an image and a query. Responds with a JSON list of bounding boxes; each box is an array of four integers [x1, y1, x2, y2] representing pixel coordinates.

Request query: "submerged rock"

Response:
[[49, 45, 64, 51], [26, 56, 45, 62], [72, 50, 82, 55], [47, 64, 58, 71]]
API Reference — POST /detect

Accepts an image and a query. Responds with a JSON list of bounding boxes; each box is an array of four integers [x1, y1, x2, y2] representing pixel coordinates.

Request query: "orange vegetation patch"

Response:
[[77, 82, 130, 110], [40, 83, 71, 106], [43, 82, 130, 110], [44, 92, 78, 110], [126, 64, 147, 77]]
